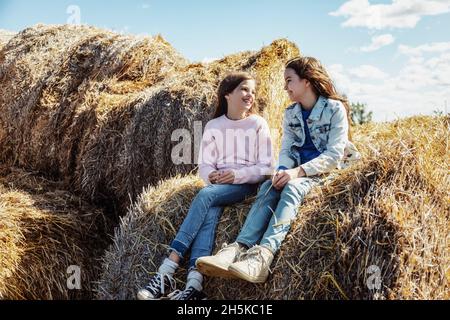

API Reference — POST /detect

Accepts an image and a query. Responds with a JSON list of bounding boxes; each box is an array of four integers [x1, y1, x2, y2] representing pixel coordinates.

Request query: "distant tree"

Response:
[[351, 102, 373, 125], [432, 100, 448, 117]]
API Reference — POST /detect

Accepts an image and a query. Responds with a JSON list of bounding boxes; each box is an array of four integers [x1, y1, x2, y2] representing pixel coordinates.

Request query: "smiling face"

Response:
[[225, 79, 256, 114], [284, 67, 308, 103]]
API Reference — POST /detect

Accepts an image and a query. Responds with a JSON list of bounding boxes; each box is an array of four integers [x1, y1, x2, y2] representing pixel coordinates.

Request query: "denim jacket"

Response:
[[278, 96, 361, 177]]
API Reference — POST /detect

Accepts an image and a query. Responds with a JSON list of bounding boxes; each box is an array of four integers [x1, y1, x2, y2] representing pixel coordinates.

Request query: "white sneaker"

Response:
[[228, 245, 274, 283], [196, 243, 244, 278]]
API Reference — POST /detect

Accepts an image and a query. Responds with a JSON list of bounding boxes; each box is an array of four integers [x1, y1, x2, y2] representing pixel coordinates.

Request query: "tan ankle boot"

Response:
[[196, 243, 244, 278], [228, 245, 274, 283]]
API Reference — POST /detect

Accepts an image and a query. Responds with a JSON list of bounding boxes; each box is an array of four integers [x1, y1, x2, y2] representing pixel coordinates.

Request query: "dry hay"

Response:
[[0, 164, 114, 299], [0, 24, 186, 211], [0, 29, 15, 50], [97, 115, 449, 300], [0, 24, 299, 212]]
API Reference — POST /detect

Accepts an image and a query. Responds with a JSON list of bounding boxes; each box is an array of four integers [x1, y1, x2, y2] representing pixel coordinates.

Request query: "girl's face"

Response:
[[284, 68, 308, 102], [225, 79, 256, 113]]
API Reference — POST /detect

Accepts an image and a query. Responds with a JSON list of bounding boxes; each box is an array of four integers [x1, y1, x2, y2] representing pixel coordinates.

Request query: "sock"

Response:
[[186, 270, 203, 291], [158, 258, 178, 275]]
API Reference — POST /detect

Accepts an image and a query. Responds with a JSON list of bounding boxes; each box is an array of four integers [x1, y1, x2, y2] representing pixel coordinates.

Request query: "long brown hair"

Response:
[[286, 57, 352, 139], [213, 72, 258, 119]]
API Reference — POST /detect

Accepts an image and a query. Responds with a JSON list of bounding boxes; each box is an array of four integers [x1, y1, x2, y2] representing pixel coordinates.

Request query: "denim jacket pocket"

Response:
[[310, 125, 329, 151], [288, 122, 302, 130], [314, 124, 331, 135], [288, 122, 303, 142]]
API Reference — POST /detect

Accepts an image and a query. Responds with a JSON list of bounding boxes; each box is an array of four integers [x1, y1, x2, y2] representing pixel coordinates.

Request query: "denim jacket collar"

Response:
[[293, 96, 328, 123]]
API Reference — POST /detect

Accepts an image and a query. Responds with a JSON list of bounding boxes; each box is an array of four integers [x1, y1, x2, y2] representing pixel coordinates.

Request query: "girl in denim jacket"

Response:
[[197, 57, 360, 283], [137, 72, 273, 299]]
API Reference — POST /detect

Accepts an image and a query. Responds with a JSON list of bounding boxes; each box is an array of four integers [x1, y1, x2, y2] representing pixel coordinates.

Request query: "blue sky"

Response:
[[1, 0, 450, 121]]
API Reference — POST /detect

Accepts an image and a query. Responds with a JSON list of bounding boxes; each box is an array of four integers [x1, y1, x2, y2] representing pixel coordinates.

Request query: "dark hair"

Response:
[[286, 57, 352, 139], [213, 72, 257, 119]]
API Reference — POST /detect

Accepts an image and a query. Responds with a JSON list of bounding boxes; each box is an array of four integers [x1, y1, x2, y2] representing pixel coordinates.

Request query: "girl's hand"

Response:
[[272, 167, 306, 190], [215, 170, 235, 185], [208, 171, 220, 184]]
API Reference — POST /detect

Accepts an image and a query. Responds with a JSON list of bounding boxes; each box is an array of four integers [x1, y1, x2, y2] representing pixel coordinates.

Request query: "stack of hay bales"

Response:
[[0, 24, 300, 300], [0, 165, 113, 300], [0, 24, 188, 211], [87, 39, 297, 207], [74, 38, 298, 211], [97, 116, 449, 300], [0, 24, 299, 212]]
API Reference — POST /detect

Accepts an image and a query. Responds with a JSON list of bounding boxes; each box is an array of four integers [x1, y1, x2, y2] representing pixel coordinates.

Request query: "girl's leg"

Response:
[[259, 177, 320, 252], [188, 207, 223, 269], [227, 177, 320, 283], [196, 181, 279, 279], [170, 183, 258, 260], [167, 184, 257, 300], [235, 180, 282, 248]]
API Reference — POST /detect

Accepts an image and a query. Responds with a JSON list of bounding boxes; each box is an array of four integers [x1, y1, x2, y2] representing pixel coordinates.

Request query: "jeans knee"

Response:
[[283, 180, 310, 199], [260, 180, 272, 192], [197, 186, 215, 198], [256, 180, 276, 199], [194, 187, 217, 207]]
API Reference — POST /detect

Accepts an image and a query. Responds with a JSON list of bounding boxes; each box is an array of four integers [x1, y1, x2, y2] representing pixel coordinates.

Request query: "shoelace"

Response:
[[145, 272, 176, 296], [168, 287, 195, 300], [239, 246, 261, 262], [239, 246, 272, 273]]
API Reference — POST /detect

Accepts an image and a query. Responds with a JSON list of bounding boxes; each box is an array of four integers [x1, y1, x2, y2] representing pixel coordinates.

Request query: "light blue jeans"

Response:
[[236, 177, 321, 253], [170, 183, 258, 269]]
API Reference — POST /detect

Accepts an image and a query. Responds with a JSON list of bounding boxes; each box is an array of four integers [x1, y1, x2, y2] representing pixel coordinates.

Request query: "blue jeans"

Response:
[[170, 183, 258, 269], [236, 177, 321, 253]]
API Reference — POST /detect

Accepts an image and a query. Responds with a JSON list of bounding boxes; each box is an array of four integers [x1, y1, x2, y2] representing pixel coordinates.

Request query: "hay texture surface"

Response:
[[0, 24, 299, 211], [97, 116, 449, 300], [0, 29, 15, 49], [0, 165, 113, 299]]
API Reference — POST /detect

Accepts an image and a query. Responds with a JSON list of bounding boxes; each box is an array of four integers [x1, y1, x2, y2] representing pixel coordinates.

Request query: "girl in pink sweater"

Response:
[[137, 72, 273, 300]]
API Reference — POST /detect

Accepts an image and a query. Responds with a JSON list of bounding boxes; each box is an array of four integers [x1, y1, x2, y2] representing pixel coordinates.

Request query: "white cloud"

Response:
[[361, 34, 395, 52], [349, 65, 389, 79], [398, 42, 450, 56], [330, 0, 450, 29], [142, 3, 150, 10], [328, 42, 450, 121]]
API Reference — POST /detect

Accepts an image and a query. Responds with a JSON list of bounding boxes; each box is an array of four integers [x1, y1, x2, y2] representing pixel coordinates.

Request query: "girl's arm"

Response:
[[198, 123, 219, 185], [233, 120, 274, 184], [301, 102, 349, 176]]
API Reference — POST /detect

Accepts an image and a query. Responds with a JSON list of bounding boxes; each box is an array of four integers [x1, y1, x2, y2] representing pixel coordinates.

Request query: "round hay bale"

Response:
[[0, 165, 114, 300], [0, 24, 185, 196], [0, 24, 299, 213], [97, 116, 449, 300]]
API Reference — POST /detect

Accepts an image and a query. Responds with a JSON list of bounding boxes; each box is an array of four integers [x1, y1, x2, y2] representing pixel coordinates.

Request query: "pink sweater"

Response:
[[198, 114, 274, 185]]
